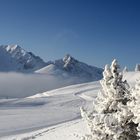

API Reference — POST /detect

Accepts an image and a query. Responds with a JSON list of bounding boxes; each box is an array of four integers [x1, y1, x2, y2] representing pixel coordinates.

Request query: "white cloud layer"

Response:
[[0, 72, 80, 98]]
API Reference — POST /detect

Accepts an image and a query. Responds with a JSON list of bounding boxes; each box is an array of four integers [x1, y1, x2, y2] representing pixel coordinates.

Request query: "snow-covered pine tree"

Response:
[[123, 66, 128, 73], [135, 64, 140, 72], [81, 59, 138, 140], [128, 80, 140, 137]]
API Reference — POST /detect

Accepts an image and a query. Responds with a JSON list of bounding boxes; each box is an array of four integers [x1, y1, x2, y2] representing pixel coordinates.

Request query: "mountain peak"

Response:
[[3, 45, 27, 57], [4, 44, 22, 52], [0, 45, 46, 72], [63, 54, 77, 68], [6, 44, 20, 50], [63, 54, 73, 62], [37, 53, 103, 81]]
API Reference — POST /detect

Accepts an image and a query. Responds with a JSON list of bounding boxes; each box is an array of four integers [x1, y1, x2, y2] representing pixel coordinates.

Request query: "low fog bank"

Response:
[[0, 72, 86, 98]]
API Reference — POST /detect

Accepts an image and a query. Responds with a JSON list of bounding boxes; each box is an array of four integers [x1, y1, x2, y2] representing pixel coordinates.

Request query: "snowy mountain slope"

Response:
[[0, 45, 46, 72], [123, 71, 140, 86], [0, 71, 139, 140], [0, 46, 19, 71], [4, 119, 88, 140], [0, 81, 100, 138], [0, 72, 139, 140], [35, 64, 64, 75], [36, 54, 103, 82]]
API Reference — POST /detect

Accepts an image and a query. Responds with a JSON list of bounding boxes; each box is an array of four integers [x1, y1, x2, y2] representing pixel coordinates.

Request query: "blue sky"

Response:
[[0, 0, 140, 69]]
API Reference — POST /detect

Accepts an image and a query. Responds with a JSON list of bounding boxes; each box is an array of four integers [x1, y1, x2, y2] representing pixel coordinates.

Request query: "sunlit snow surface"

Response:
[[0, 72, 140, 140]]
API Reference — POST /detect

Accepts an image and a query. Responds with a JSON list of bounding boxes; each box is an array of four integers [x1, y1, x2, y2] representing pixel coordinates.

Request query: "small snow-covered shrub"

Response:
[[135, 64, 140, 72], [123, 66, 128, 73]]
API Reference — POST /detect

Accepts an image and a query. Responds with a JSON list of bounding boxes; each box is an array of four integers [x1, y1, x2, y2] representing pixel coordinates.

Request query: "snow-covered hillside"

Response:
[[0, 45, 47, 72], [0, 71, 140, 140], [0, 81, 100, 139]]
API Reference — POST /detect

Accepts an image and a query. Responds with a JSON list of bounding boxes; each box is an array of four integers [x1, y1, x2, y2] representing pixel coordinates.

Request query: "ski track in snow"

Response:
[[0, 81, 100, 139], [4, 119, 86, 140]]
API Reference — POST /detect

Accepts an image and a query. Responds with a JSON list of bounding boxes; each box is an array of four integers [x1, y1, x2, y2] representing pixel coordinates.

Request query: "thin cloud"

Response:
[[0, 72, 81, 98], [55, 29, 79, 41]]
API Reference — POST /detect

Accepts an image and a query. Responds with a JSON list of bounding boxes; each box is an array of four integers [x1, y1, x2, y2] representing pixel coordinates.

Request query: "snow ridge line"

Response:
[[74, 87, 99, 101]]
